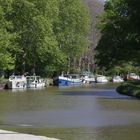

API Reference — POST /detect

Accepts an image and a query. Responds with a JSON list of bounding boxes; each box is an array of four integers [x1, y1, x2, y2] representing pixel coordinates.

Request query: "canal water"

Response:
[[0, 83, 140, 140]]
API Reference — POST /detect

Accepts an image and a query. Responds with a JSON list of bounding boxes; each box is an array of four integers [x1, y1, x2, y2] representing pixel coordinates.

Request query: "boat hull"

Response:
[[6, 75, 45, 89], [26, 76, 45, 88], [113, 76, 124, 83], [6, 76, 27, 89], [27, 82, 45, 88], [96, 76, 108, 83], [82, 77, 95, 84], [53, 76, 82, 86]]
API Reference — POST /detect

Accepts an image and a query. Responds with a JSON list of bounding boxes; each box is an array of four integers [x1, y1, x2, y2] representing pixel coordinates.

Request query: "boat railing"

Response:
[[9, 75, 26, 81]]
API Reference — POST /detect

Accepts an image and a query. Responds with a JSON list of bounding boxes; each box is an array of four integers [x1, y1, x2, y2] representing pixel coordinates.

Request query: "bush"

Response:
[[116, 80, 140, 98]]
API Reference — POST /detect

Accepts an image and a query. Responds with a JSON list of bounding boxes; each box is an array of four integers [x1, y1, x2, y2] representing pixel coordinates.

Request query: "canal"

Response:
[[0, 83, 140, 140]]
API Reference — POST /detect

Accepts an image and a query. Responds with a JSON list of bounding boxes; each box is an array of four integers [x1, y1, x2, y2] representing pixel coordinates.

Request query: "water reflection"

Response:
[[0, 83, 140, 140]]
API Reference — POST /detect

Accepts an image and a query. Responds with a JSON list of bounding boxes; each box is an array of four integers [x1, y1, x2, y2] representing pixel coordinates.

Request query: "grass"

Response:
[[116, 80, 140, 98]]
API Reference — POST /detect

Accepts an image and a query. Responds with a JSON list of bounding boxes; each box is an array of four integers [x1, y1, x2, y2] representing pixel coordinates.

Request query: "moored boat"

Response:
[[82, 75, 96, 84], [127, 73, 140, 80], [81, 71, 96, 84], [5, 75, 27, 89], [112, 76, 124, 83], [26, 76, 45, 88], [53, 74, 82, 86], [96, 75, 108, 83], [5, 75, 45, 89]]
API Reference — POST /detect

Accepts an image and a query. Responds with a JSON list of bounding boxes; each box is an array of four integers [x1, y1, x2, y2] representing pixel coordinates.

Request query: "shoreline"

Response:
[[0, 129, 60, 140], [116, 80, 140, 98]]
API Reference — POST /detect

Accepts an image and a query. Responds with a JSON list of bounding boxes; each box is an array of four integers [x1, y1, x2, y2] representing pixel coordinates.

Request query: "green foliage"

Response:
[[0, 1, 17, 71], [116, 80, 140, 98], [109, 61, 139, 75], [95, 0, 140, 71], [0, 0, 90, 77], [54, 0, 90, 67]]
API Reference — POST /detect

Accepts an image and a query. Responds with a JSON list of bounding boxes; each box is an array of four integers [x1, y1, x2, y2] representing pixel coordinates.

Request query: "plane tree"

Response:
[[54, 0, 90, 73], [6, 0, 66, 76], [0, 1, 17, 76], [0, 0, 90, 77]]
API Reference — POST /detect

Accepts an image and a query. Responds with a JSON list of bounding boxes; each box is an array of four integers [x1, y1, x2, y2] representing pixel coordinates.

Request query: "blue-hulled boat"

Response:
[[53, 74, 82, 86]]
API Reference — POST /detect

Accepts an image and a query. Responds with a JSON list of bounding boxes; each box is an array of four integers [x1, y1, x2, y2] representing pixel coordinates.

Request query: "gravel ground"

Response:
[[0, 130, 60, 140]]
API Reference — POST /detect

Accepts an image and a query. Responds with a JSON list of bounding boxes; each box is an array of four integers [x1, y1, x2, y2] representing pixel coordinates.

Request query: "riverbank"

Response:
[[0, 78, 8, 89], [116, 80, 140, 98], [0, 129, 60, 140]]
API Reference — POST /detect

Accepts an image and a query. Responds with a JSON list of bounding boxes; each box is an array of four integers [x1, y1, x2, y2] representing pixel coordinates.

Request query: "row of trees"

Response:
[[95, 0, 140, 75], [0, 0, 90, 77]]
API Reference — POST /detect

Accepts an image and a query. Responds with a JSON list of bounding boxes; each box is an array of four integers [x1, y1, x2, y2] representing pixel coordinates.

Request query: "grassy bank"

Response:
[[116, 80, 140, 98]]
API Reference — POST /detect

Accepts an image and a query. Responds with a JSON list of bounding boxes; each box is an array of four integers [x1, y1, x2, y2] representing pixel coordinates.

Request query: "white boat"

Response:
[[26, 76, 45, 88], [81, 71, 96, 84], [96, 75, 108, 83], [5, 75, 45, 89], [6, 75, 27, 89], [127, 73, 140, 80], [82, 75, 96, 84], [113, 76, 124, 83]]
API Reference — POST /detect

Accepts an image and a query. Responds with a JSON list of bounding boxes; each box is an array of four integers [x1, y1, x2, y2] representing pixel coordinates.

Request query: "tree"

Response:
[[83, 0, 104, 72], [95, 0, 140, 71], [7, 0, 66, 76], [54, 0, 90, 73], [0, 0, 90, 77], [0, 0, 17, 73]]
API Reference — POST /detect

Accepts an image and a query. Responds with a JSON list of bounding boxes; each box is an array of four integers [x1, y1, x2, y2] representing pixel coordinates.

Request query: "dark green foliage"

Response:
[[116, 81, 140, 98], [95, 0, 140, 70]]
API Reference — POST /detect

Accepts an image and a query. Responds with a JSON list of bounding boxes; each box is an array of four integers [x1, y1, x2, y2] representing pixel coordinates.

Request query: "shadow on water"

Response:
[[60, 89, 136, 100]]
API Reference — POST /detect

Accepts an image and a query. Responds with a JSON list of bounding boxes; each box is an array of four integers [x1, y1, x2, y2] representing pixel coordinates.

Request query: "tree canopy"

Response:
[[95, 0, 140, 72], [0, 0, 17, 71], [0, 0, 90, 77]]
